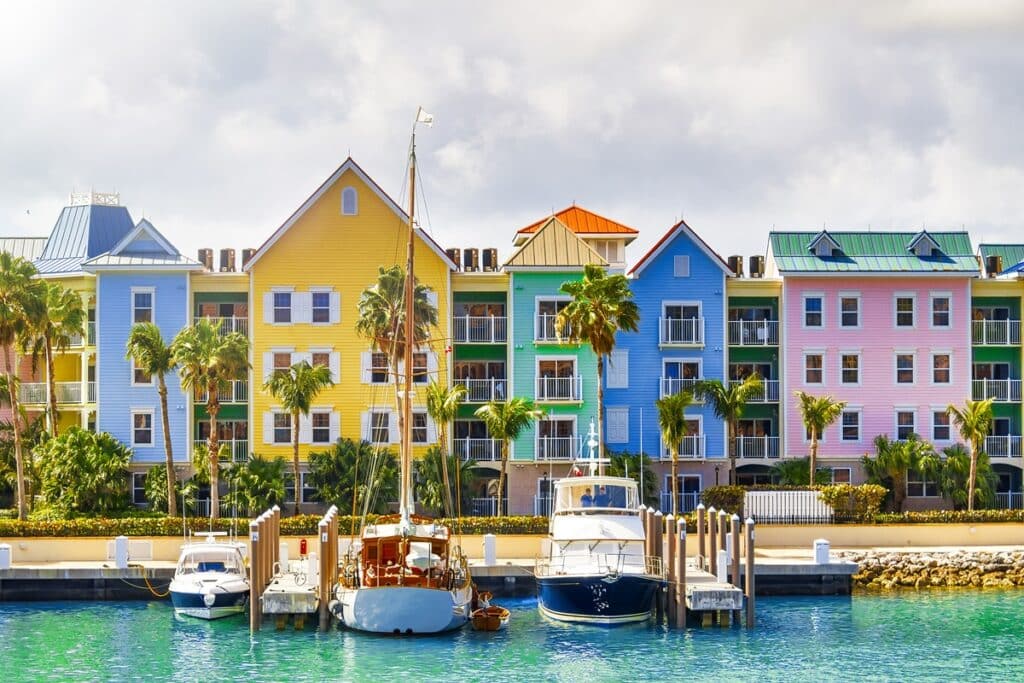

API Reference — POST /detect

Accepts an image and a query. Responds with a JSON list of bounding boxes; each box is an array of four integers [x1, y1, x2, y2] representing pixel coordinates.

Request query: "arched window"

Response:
[[341, 187, 358, 215]]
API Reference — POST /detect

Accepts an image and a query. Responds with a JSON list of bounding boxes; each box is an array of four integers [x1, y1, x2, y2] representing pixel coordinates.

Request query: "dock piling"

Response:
[[730, 514, 741, 624], [318, 519, 330, 631], [664, 514, 676, 627], [249, 520, 261, 633], [676, 519, 686, 627], [718, 509, 727, 555], [745, 517, 756, 628], [653, 511, 664, 623], [708, 507, 717, 575], [696, 504, 706, 570]]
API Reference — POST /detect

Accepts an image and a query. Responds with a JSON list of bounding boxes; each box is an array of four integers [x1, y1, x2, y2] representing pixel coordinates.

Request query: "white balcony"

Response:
[[996, 492, 1024, 510], [972, 379, 1022, 403], [730, 379, 780, 402], [733, 435, 780, 459], [728, 320, 779, 346], [660, 377, 702, 398], [468, 497, 500, 516], [453, 438, 502, 462], [536, 375, 583, 402], [660, 435, 705, 459], [660, 491, 701, 513], [536, 436, 580, 461], [453, 316, 507, 343], [986, 435, 1023, 457], [659, 317, 704, 346], [972, 320, 1021, 346], [534, 314, 570, 342], [194, 316, 248, 337], [19, 381, 95, 405], [193, 439, 250, 463], [196, 380, 248, 404], [456, 378, 506, 403], [534, 495, 554, 516]]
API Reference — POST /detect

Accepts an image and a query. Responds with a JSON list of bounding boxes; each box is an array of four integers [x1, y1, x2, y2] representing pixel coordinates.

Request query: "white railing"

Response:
[[193, 439, 249, 462], [728, 320, 779, 346], [534, 495, 554, 516], [19, 383, 46, 404], [733, 436, 781, 459], [972, 379, 1022, 402], [196, 380, 248, 404], [87, 381, 96, 402], [536, 436, 579, 460], [536, 376, 583, 401], [659, 317, 704, 345], [88, 321, 96, 345], [660, 377, 701, 398], [534, 314, 571, 342], [453, 316, 507, 343], [194, 316, 248, 337], [731, 379, 780, 402], [986, 435, 1023, 457], [456, 378, 506, 402], [453, 438, 502, 461], [660, 491, 701, 513], [661, 435, 705, 459], [996, 492, 1024, 510], [972, 320, 1021, 346], [18, 381, 94, 404], [66, 332, 84, 347], [469, 497, 499, 516]]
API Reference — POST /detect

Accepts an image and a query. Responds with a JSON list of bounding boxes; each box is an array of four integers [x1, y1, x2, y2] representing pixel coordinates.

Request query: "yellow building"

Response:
[[244, 158, 456, 498]]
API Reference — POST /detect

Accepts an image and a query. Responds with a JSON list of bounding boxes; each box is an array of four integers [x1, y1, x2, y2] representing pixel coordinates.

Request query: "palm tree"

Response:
[[172, 319, 250, 519], [0, 253, 43, 520], [696, 375, 763, 485], [22, 282, 85, 435], [415, 445, 478, 516], [794, 391, 846, 486], [936, 443, 998, 510], [947, 398, 994, 512], [125, 322, 178, 516], [656, 390, 695, 515], [862, 434, 937, 513], [475, 398, 545, 516], [263, 360, 335, 515], [307, 438, 400, 518], [556, 263, 639, 463], [424, 380, 466, 516]]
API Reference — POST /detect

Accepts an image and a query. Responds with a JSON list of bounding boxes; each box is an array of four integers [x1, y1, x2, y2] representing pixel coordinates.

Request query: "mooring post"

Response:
[[731, 514, 741, 624], [640, 506, 650, 559], [676, 519, 687, 627], [696, 504, 706, 569], [708, 507, 717, 575], [653, 511, 664, 623], [745, 517, 756, 628], [261, 513, 271, 592], [665, 514, 676, 627], [718, 509, 728, 554], [318, 519, 330, 631], [271, 505, 280, 573], [249, 519, 261, 633]]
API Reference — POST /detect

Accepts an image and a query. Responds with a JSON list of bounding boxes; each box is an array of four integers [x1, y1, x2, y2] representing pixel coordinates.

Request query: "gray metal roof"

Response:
[[82, 252, 201, 269], [0, 237, 47, 260], [37, 204, 135, 269]]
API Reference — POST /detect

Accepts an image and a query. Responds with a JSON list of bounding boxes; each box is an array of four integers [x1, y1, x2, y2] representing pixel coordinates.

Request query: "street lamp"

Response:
[[715, 465, 720, 486]]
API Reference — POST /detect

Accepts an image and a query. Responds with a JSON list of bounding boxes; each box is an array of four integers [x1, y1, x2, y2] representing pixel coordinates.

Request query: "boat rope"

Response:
[[124, 564, 170, 598]]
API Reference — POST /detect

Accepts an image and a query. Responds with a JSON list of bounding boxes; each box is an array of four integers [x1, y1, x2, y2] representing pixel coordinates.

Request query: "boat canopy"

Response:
[[177, 545, 244, 574], [552, 476, 638, 515]]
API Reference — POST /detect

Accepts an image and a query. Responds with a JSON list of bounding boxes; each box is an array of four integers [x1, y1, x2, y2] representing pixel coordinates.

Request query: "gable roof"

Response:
[[806, 230, 842, 252], [0, 237, 48, 261], [907, 229, 941, 253], [514, 205, 638, 246], [979, 244, 1024, 275], [504, 216, 607, 269], [83, 218, 199, 271], [244, 157, 457, 271], [109, 219, 179, 257], [769, 231, 978, 274], [628, 218, 731, 277], [35, 203, 137, 275]]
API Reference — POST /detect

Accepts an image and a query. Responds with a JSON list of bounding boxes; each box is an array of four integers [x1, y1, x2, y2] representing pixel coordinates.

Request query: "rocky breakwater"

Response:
[[836, 550, 1024, 589]]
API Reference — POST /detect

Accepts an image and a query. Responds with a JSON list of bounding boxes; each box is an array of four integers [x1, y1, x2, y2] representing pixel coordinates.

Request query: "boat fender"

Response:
[[202, 591, 216, 608], [328, 599, 344, 621]]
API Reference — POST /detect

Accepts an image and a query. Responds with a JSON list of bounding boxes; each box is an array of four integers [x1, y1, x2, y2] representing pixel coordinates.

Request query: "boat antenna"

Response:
[[586, 419, 599, 477], [180, 469, 186, 541], [639, 407, 645, 505]]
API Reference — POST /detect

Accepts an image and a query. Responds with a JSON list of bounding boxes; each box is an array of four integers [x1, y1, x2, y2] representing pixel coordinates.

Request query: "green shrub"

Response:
[[818, 484, 887, 522], [34, 428, 133, 516], [871, 509, 1024, 524], [700, 485, 746, 515]]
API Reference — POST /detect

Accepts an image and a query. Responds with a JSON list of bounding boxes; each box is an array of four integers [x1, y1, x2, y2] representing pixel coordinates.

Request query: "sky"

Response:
[[2, 1, 1024, 265]]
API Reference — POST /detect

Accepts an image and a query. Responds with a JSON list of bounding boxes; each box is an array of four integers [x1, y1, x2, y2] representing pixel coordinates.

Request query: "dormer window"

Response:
[[589, 239, 622, 263], [807, 231, 840, 258], [908, 231, 940, 258], [341, 187, 358, 216]]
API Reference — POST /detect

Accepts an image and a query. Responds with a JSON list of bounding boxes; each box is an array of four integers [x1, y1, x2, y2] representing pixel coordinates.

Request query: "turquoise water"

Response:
[[1, 592, 1023, 681]]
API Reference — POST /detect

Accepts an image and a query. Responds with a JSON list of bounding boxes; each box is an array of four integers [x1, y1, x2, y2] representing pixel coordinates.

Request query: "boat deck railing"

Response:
[[535, 553, 665, 579]]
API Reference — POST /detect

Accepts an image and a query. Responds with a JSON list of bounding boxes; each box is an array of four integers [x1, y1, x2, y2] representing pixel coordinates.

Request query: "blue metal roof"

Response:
[[36, 204, 135, 272]]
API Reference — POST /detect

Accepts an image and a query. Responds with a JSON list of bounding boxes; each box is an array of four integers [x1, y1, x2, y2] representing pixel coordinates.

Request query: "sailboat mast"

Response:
[[401, 132, 417, 518]]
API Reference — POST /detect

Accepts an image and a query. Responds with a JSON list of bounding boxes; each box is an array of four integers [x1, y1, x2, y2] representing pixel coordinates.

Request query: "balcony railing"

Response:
[[194, 316, 248, 337], [468, 497, 499, 516], [731, 379, 780, 402], [660, 377, 701, 398], [972, 320, 1021, 346], [534, 314, 570, 342], [972, 379, 1022, 403], [453, 438, 502, 461], [661, 435, 705, 459], [986, 435, 1023, 457], [194, 439, 250, 463], [728, 320, 779, 346], [534, 495, 554, 516], [996, 492, 1024, 510], [456, 378, 506, 403], [660, 491, 701, 513], [536, 376, 583, 402], [733, 435, 780, 459], [196, 380, 248, 404], [536, 436, 580, 461], [453, 316, 507, 343], [19, 381, 95, 405], [88, 321, 96, 345], [659, 317, 704, 346]]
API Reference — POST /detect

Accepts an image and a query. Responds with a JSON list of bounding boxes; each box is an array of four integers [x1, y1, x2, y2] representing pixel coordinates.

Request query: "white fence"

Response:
[[744, 490, 834, 524]]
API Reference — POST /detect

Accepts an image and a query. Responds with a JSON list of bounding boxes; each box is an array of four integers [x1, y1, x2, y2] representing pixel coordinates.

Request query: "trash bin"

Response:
[[483, 534, 497, 567], [114, 535, 129, 569], [813, 539, 830, 564], [0, 543, 11, 570]]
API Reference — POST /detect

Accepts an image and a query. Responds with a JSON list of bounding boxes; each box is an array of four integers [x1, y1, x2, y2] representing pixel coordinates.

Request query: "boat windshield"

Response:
[[555, 481, 637, 513], [178, 548, 243, 574]]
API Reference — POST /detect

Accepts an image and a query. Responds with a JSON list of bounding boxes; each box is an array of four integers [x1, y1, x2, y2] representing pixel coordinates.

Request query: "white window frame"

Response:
[[895, 351, 915, 385], [370, 351, 390, 385], [841, 408, 861, 442], [929, 292, 952, 329], [838, 292, 861, 329], [840, 351, 860, 386], [310, 288, 332, 325], [132, 471, 148, 506], [272, 289, 293, 325], [131, 287, 155, 325], [273, 411, 291, 445], [931, 351, 952, 385], [341, 186, 358, 216], [894, 292, 916, 329], [907, 469, 940, 498], [131, 408, 154, 447], [830, 467, 852, 484], [931, 408, 952, 443], [410, 409, 430, 445], [895, 408, 917, 441], [130, 359, 153, 387], [804, 351, 824, 385], [536, 356, 579, 380], [802, 292, 824, 329], [661, 414, 703, 458], [310, 409, 332, 445], [368, 410, 391, 445]]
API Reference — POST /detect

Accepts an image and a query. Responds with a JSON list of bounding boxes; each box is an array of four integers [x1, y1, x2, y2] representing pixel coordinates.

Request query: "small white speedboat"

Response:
[[169, 532, 250, 620]]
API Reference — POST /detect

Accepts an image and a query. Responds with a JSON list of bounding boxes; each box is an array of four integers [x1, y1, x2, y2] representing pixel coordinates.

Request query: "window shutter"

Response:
[[360, 411, 370, 441], [427, 351, 439, 380], [294, 292, 312, 324], [263, 412, 273, 444], [426, 415, 437, 444], [329, 292, 341, 324], [607, 407, 628, 444], [329, 352, 341, 383], [263, 293, 274, 323], [329, 411, 341, 442], [426, 290, 439, 311], [360, 352, 372, 383], [263, 352, 273, 382], [607, 350, 629, 388], [298, 413, 312, 444], [673, 255, 690, 277], [388, 411, 400, 444], [292, 351, 312, 367]]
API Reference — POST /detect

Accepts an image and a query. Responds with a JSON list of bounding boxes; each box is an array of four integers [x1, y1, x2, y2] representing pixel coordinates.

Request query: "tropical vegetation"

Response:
[[656, 389, 695, 515], [605, 450, 658, 507], [424, 380, 465, 515], [696, 374, 763, 485], [794, 391, 846, 485], [862, 434, 938, 513], [223, 455, 288, 516], [475, 397, 545, 516], [415, 445, 478, 516], [946, 399, 994, 512], [307, 438, 400, 518], [34, 427, 133, 516], [771, 457, 831, 486]]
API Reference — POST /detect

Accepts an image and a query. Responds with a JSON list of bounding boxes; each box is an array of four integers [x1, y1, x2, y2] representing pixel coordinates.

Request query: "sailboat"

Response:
[[332, 110, 473, 634]]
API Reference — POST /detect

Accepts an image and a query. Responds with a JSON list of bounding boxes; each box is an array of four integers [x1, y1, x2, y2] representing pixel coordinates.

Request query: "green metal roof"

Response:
[[769, 231, 978, 274], [979, 244, 1024, 274]]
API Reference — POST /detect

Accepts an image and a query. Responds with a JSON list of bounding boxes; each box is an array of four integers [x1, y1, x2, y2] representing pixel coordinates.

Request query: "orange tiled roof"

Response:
[[517, 205, 639, 236]]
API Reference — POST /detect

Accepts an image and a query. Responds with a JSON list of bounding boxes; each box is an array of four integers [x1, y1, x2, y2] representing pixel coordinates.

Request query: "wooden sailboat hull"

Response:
[[337, 584, 472, 634]]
